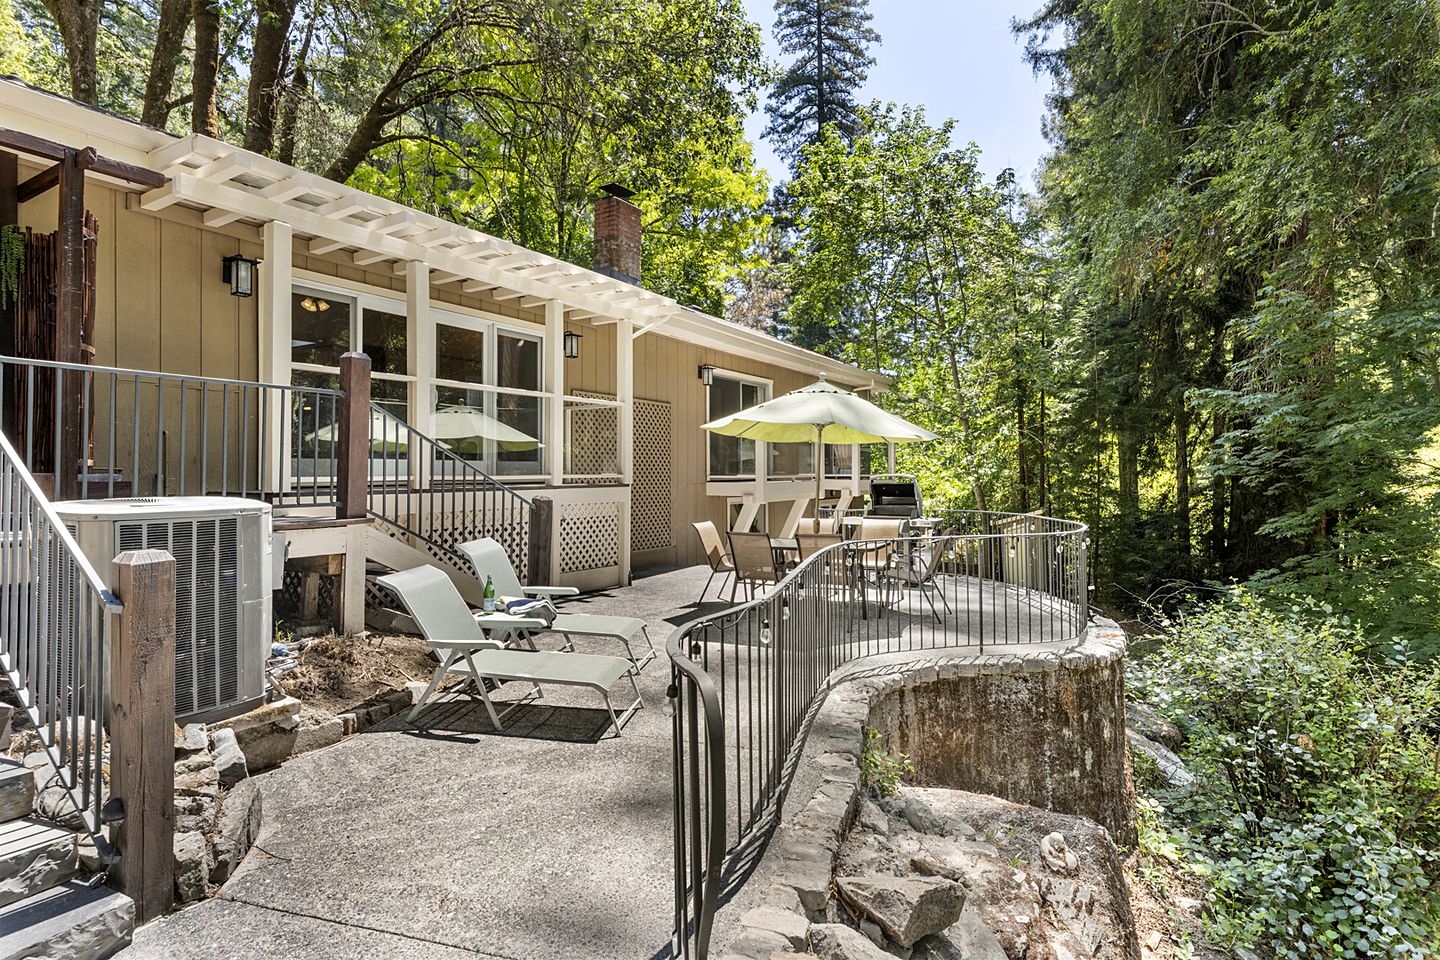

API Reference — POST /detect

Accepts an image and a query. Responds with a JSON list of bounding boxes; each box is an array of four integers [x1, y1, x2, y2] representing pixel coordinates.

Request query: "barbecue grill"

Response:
[[866, 474, 924, 520]]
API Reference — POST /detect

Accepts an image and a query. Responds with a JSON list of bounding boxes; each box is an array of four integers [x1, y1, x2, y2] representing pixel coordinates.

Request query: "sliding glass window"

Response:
[[433, 313, 545, 478]]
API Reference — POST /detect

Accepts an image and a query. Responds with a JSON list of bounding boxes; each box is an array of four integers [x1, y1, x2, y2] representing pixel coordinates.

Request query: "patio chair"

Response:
[[797, 515, 840, 535], [796, 532, 854, 596], [691, 520, 735, 603], [458, 538, 657, 671], [876, 531, 955, 622], [727, 530, 782, 602], [377, 566, 643, 737]]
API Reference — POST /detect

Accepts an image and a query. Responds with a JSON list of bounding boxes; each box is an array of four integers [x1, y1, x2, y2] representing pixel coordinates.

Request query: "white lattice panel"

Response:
[[566, 392, 620, 478], [632, 398, 672, 552], [559, 500, 622, 574]]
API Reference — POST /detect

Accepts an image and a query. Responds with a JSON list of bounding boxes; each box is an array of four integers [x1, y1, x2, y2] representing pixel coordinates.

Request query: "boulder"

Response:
[[836, 875, 966, 948], [174, 723, 208, 757], [896, 796, 942, 835], [858, 800, 890, 837], [910, 906, 1009, 960], [1125, 702, 1181, 750], [1040, 832, 1079, 875], [211, 778, 263, 884], [174, 831, 212, 903], [809, 923, 894, 960], [174, 792, 220, 834], [210, 728, 249, 788], [1126, 731, 1194, 789], [740, 906, 809, 950]]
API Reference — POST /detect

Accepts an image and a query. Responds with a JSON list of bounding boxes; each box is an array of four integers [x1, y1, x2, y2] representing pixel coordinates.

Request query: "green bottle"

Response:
[[482, 575, 496, 613]]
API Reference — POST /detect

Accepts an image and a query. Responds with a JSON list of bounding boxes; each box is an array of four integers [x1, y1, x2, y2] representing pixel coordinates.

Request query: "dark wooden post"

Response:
[[0, 150, 15, 441], [54, 148, 89, 501], [336, 351, 371, 520], [109, 548, 176, 923], [526, 495, 553, 586]]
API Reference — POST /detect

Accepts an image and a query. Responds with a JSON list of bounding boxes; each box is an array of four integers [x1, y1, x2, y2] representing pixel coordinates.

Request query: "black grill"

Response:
[[866, 475, 923, 519]]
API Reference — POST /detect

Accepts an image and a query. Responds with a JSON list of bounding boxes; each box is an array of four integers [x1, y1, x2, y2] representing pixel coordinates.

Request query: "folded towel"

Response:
[[505, 597, 558, 625]]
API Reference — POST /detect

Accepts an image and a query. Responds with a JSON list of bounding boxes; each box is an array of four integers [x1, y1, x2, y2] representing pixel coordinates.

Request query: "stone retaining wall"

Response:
[[714, 618, 1135, 960]]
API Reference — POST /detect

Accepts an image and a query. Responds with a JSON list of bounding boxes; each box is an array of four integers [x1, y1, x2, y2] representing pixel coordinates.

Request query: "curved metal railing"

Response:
[[667, 512, 1089, 958]]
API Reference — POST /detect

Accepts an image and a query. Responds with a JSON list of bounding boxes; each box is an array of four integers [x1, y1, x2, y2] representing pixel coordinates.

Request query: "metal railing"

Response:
[[366, 403, 535, 574], [0, 429, 120, 852], [667, 512, 1089, 958], [0, 355, 341, 505]]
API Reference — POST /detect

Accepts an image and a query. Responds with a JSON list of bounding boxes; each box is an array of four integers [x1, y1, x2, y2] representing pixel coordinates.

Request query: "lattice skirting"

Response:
[[383, 507, 530, 577], [559, 500, 622, 574]]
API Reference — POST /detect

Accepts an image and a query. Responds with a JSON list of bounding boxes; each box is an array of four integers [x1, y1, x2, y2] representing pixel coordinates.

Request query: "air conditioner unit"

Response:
[[53, 497, 273, 724]]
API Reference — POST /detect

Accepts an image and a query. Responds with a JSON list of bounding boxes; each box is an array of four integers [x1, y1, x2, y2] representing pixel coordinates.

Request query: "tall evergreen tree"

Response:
[[763, 0, 879, 167]]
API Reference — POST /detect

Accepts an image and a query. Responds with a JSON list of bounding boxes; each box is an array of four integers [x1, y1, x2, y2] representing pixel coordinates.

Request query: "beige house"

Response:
[[0, 77, 884, 629]]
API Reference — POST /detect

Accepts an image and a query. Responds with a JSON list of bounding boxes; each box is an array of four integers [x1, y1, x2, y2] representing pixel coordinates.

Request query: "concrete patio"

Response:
[[116, 562, 1081, 960]]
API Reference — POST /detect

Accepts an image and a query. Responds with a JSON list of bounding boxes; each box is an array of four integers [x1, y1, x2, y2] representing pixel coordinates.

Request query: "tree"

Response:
[[763, 0, 878, 167]]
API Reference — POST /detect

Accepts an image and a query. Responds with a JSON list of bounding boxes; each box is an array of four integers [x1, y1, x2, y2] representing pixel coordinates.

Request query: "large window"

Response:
[[291, 287, 411, 423], [433, 313, 545, 477], [708, 372, 768, 478]]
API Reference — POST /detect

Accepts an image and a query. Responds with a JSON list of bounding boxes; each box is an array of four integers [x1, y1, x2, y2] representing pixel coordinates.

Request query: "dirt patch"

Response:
[[278, 633, 436, 716]]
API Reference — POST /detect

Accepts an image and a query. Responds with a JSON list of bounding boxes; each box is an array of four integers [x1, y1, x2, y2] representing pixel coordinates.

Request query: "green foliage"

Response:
[[0, 225, 22, 311], [1132, 594, 1440, 957], [859, 728, 912, 798], [764, 0, 879, 166]]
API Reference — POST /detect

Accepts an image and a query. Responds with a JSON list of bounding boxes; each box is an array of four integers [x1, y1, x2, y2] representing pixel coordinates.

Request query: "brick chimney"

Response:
[[593, 184, 641, 285]]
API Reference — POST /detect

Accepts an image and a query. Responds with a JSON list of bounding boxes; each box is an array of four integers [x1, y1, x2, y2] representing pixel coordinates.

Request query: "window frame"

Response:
[[706, 368, 773, 481]]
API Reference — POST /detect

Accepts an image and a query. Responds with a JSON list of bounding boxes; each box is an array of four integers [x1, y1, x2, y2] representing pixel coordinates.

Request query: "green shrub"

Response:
[[1132, 592, 1440, 958], [860, 728, 914, 798]]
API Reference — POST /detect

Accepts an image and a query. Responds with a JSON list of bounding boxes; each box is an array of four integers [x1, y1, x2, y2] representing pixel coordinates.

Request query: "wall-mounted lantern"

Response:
[[222, 254, 259, 298], [563, 330, 582, 359], [698, 364, 715, 386]]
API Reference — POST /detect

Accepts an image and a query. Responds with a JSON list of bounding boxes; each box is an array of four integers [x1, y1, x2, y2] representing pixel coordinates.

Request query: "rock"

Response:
[[1127, 731, 1194, 789], [1126, 702, 1181, 750], [210, 728, 249, 787], [911, 906, 1008, 960], [212, 697, 302, 773], [174, 792, 220, 834], [36, 783, 87, 829], [174, 748, 214, 777], [858, 918, 885, 947], [76, 833, 103, 872], [836, 875, 966, 948], [723, 928, 791, 958], [898, 797, 942, 835], [293, 715, 345, 755], [174, 830, 212, 903], [741, 906, 810, 950], [1040, 832, 1079, 875], [174, 764, 220, 799], [175, 722, 208, 757], [0, 704, 12, 744], [211, 778, 263, 884], [944, 818, 976, 839], [809, 923, 894, 960], [859, 800, 890, 837]]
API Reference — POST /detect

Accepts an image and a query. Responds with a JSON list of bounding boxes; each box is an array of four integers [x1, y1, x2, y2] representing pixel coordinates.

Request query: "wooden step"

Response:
[[0, 760, 34, 823], [0, 880, 133, 960], [0, 819, 77, 908]]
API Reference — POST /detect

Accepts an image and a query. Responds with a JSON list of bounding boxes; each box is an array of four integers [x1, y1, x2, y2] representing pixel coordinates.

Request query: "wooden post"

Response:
[[55, 149, 87, 501], [0, 151, 15, 437], [526, 495, 553, 586], [336, 351, 371, 520], [109, 548, 176, 924]]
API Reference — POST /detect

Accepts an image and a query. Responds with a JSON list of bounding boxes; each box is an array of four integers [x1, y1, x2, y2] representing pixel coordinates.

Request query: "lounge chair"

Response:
[[457, 538, 657, 671], [876, 532, 955, 622], [691, 520, 735, 603], [377, 566, 643, 737]]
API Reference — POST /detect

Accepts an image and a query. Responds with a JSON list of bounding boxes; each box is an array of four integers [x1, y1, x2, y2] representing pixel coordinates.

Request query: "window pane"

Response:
[[771, 442, 812, 477], [372, 377, 408, 421], [495, 394, 543, 475], [709, 375, 766, 478], [363, 308, 407, 376], [289, 370, 339, 474], [434, 385, 544, 475], [497, 333, 540, 391], [291, 293, 350, 367], [436, 324, 486, 384]]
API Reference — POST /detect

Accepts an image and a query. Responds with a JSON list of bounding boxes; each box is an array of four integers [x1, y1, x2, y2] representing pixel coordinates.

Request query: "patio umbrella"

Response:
[[702, 374, 937, 533], [306, 409, 408, 453], [431, 404, 543, 455]]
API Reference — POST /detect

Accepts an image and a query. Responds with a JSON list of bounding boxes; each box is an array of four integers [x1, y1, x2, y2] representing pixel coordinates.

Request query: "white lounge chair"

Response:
[[377, 566, 643, 738], [457, 538, 657, 671]]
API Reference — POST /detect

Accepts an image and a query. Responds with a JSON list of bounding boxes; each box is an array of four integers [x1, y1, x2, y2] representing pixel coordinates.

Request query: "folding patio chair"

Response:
[[457, 538, 657, 671], [377, 566, 643, 737], [727, 530, 782, 602], [691, 520, 735, 603]]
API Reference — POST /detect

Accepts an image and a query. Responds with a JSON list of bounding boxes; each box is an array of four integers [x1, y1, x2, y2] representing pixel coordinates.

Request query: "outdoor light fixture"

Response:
[[222, 254, 258, 298], [298, 297, 330, 313], [698, 364, 715, 386], [563, 330, 581, 359]]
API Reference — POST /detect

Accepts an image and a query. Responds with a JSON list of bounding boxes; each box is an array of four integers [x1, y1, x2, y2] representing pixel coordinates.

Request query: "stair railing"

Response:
[[0, 428, 119, 853]]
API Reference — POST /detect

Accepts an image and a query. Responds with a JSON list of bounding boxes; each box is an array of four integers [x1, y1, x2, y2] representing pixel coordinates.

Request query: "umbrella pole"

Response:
[[814, 426, 823, 535]]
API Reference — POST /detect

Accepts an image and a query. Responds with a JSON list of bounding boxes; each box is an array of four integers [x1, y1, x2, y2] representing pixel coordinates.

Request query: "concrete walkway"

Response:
[[121, 566, 722, 960]]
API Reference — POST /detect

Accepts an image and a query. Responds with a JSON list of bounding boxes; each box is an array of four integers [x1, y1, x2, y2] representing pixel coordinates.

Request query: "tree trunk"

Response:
[[275, 11, 316, 165], [1174, 396, 1191, 557], [1117, 427, 1139, 518], [243, 0, 298, 155], [41, 0, 100, 105], [191, 0, 221, 135], [140, 0, 193, 128], [1016, 385, 1030, 512], [1209, 413, 1225, 565]]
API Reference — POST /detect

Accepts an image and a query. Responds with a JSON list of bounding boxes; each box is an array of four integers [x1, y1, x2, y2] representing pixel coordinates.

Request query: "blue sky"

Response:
[[740, 0, 1054, 189]]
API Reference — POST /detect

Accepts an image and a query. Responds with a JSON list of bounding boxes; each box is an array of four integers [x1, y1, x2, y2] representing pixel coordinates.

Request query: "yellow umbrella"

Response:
[[702, 375, 936, 532]]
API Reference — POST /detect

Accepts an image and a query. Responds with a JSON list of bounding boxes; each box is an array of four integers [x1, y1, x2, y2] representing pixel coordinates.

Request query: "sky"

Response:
[[739, 0, 1055, 190]]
